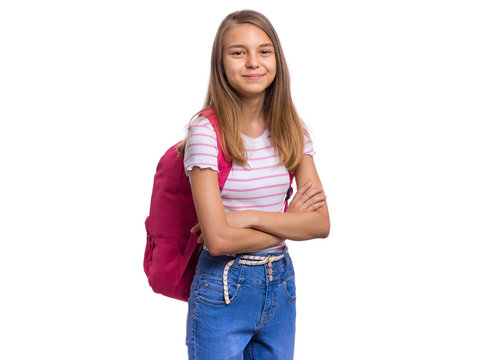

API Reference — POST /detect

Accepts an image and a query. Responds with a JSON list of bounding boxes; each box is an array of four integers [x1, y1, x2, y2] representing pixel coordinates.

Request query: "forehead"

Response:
[[223, 23, 273, 47]]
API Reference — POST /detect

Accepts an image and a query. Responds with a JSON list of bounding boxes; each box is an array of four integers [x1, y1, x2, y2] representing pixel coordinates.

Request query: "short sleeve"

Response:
[[183, 117, 219, 176], [303, 134, 316, 157]]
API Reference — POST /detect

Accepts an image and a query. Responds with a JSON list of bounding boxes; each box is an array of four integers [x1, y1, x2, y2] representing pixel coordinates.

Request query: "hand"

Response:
[[225, 210, 254, 229], [190, 211, 253, 245], [190, 223, 206, 244], [286, 182, 327, 213]]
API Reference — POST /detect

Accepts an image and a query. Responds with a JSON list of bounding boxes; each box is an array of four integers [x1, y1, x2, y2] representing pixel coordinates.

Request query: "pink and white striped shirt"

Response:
[[184, 117, 315, 252]]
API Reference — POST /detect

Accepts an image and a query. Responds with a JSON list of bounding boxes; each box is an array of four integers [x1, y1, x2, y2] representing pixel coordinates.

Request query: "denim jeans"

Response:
[[186, 248, 296, 360]]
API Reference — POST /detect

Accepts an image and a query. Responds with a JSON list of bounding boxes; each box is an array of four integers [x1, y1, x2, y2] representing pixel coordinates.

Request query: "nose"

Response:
[[246, 53, 259, 69]]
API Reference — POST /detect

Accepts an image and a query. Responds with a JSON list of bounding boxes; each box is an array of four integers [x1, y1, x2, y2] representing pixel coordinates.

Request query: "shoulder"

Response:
[[303, 133, 316, 157], [184, 116, 219, 175], [185, 116, 218, 147], [188, 116, 217, 136]]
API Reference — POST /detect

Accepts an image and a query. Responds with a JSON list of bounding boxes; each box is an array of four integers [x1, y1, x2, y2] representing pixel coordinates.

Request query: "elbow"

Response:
[[320, 226, 330, 239], [305, 224, 330, 240], [314, 228, 330, 239], [202, 234, 228, 257], [317, 219, 331, 239], [205, 243, 226, 257], [307, 208, 330, 240]]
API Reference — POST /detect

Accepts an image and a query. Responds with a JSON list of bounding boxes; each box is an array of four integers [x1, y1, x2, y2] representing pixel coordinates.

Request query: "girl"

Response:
[[181, 10, 330, 360]]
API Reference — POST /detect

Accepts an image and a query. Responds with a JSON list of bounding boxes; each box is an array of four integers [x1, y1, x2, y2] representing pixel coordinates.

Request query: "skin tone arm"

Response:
[[191, 155, 330, 251], [191, 178, 327, 246], [189, 167, 286, 256], [225, 155, 330, 240]]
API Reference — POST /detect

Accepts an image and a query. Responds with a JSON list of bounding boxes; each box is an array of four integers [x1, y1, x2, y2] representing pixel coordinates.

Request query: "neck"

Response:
[[240, 94, 266, 131]]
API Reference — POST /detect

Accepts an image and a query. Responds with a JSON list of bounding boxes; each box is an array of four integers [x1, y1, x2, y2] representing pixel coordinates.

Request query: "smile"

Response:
[[243, 74, 265, 80]]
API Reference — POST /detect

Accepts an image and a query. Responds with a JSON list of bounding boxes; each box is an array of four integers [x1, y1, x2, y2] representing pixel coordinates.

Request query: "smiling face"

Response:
[[222, 23, 277, 100]]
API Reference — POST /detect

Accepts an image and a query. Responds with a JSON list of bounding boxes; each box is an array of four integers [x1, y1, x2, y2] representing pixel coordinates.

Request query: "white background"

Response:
[[1, 0, 503, 359]]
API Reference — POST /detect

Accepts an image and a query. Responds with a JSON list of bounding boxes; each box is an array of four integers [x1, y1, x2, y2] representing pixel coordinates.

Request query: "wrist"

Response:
[[248, 210, 260, 229]]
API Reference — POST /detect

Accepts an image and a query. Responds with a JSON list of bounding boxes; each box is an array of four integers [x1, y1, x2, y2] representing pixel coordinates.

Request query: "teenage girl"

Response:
[[181, 10, 330, 360]]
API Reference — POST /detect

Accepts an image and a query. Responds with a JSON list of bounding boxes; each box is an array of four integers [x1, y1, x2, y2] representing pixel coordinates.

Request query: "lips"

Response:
[[243, 74, 264, 80]]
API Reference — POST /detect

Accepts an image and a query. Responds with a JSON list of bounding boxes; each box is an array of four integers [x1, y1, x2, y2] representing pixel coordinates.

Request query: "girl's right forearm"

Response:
[[190, 168, 283, 256]]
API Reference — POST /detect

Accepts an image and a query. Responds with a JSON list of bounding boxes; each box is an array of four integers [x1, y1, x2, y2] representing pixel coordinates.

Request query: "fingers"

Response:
[[305, 193, 327, 211], [288, 182, 312, 208], [191, 223, 204, 244], [297, 187, 325, 208], [190, 223, 200, 234], [197, 234, 205, 244], [288, 182, 327, 212], [291, 182, 312, 203], [300, 187, 324, 205]]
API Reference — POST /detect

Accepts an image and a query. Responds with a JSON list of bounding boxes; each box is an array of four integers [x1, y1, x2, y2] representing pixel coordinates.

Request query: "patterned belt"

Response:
[[222, 253, 286, 305]]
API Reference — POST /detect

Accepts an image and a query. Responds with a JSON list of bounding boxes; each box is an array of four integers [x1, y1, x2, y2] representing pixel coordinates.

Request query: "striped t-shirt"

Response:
[[184, 116, 315, 252]]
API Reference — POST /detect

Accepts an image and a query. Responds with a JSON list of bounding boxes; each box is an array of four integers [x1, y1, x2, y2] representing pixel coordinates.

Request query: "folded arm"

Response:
[[189, 167, 284, 256], [190, 155, 330, 255], [230, 155, 331, 240]]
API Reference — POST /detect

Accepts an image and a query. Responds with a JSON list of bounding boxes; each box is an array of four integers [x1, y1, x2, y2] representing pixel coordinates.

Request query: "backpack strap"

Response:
[[284, 172, 296, 211], [288, 172, 295, 187], [200, 109, 232, 189]]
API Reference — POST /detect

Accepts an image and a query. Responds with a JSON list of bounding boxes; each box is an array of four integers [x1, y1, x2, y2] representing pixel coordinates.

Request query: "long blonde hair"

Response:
[[179, 10, 307, 173]]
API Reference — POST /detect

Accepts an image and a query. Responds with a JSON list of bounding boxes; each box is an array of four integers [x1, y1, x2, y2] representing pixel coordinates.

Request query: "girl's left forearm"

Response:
[[225, 157, 331, 241], [247, 208, 330, 240]]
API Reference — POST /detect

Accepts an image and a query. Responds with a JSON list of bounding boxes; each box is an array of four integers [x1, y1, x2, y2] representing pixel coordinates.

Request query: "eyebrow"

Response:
[[227, 43, 274, 50]]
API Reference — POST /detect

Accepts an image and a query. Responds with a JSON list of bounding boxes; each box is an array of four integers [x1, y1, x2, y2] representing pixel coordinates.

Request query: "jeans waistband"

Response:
[[221, 249, 288, 305], [202, 245, 287, 258]]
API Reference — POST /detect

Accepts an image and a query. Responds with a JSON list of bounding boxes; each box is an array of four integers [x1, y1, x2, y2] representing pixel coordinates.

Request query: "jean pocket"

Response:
[[282, 275, 296, 302], [196, 275, 241, 306]]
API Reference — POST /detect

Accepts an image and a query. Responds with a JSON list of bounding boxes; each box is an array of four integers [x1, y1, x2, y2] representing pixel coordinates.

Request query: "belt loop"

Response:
[[230, 254, 240, 270], [281, 252, 287, 269]]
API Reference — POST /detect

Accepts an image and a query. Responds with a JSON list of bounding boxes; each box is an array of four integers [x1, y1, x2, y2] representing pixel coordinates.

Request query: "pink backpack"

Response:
[[144, 110, 232, 301]]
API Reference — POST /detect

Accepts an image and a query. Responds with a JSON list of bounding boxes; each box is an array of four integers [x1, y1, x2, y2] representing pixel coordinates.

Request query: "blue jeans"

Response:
[[186, 249, 296, 360]]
